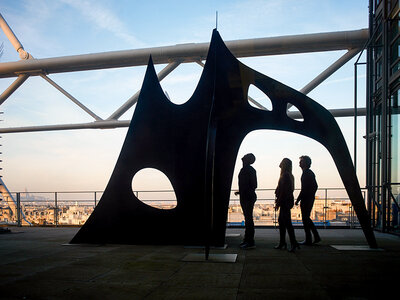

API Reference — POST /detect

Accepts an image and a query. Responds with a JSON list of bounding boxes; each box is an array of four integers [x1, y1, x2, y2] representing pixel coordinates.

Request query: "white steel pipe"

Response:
[[0, 29, 369, 78], [0, 74, 29, 105], [40, 74, 102, 121], [300, 48, 361, 95], [248, 96, 267, 110], [107, 60, 181, 120], [0, 13, 29, 59], [0, 120, 131, 133], [0, 13, 23, 53], [0, 108, 367, 134]]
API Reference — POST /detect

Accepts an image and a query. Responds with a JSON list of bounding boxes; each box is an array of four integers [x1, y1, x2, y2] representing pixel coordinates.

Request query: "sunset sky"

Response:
[[0, 0, 369, 195]]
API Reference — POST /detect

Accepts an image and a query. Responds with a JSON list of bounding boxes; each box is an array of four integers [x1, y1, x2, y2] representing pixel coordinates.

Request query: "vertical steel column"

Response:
[[366, 0, 374, 226], [16, 192, 21, 227], [381, 9, 389, 232], [354, 63, 358, 172]]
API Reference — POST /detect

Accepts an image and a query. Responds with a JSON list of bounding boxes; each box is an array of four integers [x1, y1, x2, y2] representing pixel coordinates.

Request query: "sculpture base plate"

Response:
[[331, 245, 383, 251], [182, 253, 237, 263], [184, 244, 228, 249]]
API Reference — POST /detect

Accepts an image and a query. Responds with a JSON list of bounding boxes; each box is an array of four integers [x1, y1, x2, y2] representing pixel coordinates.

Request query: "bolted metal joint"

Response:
[[18, 48, 30, 60]]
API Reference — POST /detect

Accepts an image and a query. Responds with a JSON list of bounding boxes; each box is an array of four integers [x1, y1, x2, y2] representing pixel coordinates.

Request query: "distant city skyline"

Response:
[[1, 189, 359, 227], [0, 0, 368, 193]]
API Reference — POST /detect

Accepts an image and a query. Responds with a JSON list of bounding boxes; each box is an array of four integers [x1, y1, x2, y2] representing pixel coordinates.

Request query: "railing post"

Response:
[[350, 205, 354, 229], [94, 192, 97, 207], [324, 189, 328, 229], [16, 192, 21, 227], [54, 192, 58, 227]]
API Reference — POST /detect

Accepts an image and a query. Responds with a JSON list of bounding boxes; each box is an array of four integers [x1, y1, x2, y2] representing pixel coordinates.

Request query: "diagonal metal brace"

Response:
[[107, 60, 181, 120]]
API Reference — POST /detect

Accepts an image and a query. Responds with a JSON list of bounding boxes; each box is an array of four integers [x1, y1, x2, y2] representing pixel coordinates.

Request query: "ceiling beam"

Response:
[[0, 29, 368, 78], [0, 108, 366, 134]]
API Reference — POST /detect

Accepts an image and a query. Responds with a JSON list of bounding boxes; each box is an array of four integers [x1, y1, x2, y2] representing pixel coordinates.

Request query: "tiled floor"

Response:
[[0, 226, 399, 299]]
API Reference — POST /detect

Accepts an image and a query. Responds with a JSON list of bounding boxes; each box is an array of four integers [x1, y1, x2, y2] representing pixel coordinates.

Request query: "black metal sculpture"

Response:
[[71, 30, 377, 249]]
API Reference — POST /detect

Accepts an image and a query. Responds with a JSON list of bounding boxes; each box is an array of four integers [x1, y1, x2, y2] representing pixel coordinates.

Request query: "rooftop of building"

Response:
[[1, 226, 400, 299]]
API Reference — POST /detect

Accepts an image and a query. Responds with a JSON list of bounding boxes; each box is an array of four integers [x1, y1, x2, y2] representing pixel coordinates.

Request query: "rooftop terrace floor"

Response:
[[0, 227, 400, 299]]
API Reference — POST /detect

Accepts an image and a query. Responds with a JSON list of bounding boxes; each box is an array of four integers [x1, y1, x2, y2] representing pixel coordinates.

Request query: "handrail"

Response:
[[0, 187, 366, 228]]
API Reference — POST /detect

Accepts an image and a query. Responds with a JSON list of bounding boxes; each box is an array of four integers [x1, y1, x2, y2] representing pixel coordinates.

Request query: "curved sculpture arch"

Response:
[[71, 30, 377, 248]]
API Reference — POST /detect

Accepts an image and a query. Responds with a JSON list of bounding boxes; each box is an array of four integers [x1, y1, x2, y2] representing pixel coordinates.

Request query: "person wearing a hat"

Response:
[[235, 153, 257, 249]]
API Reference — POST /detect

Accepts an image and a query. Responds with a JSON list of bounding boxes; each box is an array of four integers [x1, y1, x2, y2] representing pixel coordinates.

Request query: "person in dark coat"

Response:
[[235, 153, 257, 249], [274, 158, 299, 252], [295, 155, 321, 245]]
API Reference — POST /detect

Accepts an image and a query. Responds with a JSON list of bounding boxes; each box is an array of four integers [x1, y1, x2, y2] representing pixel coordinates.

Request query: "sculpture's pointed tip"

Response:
[[145, 55, 157, 77], [209, 29, 224, 53], [148, 55, 154, 66], [211, 28, 221, 40]]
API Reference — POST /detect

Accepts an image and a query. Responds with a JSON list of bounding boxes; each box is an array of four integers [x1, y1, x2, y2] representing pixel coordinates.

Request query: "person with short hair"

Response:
[[235, 153, 257, 249], [295, 155, 321, 245]]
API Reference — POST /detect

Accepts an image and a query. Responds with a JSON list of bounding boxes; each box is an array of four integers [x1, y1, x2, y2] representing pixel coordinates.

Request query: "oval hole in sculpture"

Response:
[[132, 168, 177, 209], [286, 103, 304, 122], [248, 84, 273, 111]]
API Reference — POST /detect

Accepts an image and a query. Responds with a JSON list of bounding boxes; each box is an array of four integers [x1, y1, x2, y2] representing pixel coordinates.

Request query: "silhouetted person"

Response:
[[295, 155, 321, 245], [274, 158, 299, 252], [234, 153, 257, 249]]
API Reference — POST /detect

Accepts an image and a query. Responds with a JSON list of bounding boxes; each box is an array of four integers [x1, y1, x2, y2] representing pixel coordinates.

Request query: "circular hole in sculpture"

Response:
[[132, 168, 177, 209], [248, 84, 273, 111]]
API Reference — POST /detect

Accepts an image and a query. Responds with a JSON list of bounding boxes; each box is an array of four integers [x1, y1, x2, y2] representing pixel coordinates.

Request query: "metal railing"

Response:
[[0, 188, 365, 228]]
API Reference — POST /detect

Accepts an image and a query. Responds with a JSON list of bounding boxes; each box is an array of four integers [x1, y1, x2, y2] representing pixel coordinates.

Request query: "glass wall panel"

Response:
[[390, 36, 400, 74], [390, 89, 400, 232], [391, 91, 400, 184], [390, 12, 400, 40]]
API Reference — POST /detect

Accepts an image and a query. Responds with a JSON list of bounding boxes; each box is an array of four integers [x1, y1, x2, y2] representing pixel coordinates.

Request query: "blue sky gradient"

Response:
[[0, 0, 369, 193]]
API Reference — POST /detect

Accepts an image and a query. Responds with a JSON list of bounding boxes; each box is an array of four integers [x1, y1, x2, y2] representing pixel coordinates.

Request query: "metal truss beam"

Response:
[[40, 74, 103, 121], [300, 48, 362, 95], [0, 74, 29, 105], [0, 108, 366, 134], [107, 60, 182, 120], [0, 11, 369, 134], [0, 29, 368, 78]]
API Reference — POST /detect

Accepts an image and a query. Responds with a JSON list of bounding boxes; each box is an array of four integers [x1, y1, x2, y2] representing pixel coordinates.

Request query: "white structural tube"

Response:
[[107, 61, 182, 120], [0, 74, 29, 105], [0, 13, 29, 59], [0, 108, 366, 134], [300, 48, 361, 95], [40, 74, 102, 121], [0, 29, 368, 78]]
